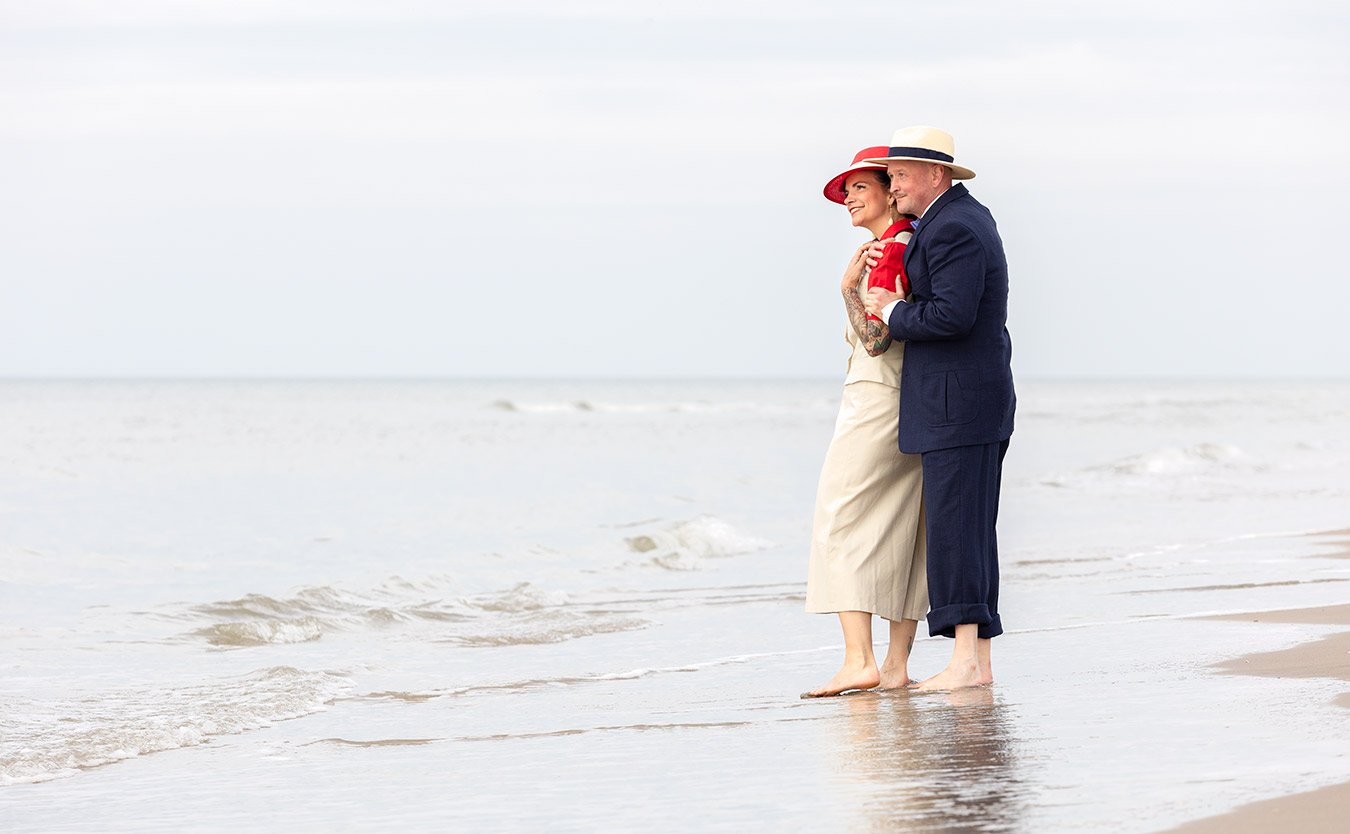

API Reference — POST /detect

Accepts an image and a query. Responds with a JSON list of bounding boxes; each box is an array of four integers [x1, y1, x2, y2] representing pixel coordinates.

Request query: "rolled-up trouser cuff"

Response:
[[927, 603, 1002, 640]]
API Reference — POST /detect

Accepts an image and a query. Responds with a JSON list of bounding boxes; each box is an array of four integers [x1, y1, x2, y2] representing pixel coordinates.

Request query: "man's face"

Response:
[[886, 160, 940, 217]]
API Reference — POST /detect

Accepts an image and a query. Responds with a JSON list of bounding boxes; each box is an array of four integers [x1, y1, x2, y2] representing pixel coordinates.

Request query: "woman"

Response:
[[803, 146, 927, 698]]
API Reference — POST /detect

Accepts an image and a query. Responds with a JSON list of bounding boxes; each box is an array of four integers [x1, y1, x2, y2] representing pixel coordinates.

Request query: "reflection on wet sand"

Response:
[[828, 689, 1028, 833]]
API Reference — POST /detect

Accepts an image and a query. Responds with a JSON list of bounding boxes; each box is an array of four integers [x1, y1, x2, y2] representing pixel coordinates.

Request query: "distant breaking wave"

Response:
[[177, 579, 647, 650], [1038, 443, 1261, 491], [0, 666, 350, 785], [197, 617, 325, 646], [622, 515, 772, 571], [452, 583, 649, 645], [157, 515, 771, 647], [487, 399, 835, 416], [1098, 443, 1252, 476], [187, 583, 470, 647], [456, 610, 648, 647]]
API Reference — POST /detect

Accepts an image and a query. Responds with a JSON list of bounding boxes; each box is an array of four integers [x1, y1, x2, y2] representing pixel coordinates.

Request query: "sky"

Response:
[[2, 0, 1348, 379]]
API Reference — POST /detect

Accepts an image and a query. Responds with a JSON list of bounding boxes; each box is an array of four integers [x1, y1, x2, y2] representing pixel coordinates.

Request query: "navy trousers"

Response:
[[921, 439, 1009, 639]]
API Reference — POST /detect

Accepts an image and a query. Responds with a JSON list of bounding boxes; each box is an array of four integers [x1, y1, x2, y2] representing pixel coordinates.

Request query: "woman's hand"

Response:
[[842, 239, 895, 355], [840, 241, 872, 291]]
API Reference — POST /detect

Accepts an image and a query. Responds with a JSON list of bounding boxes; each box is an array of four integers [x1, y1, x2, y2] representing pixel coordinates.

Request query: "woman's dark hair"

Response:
[[863, 169, 916, 223]]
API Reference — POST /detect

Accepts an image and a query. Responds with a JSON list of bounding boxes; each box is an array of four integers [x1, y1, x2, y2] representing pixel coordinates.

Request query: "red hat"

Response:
[[822, 146, 889, 205]]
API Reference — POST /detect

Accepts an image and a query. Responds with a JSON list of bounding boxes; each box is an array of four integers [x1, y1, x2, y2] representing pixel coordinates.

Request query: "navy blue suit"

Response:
[[885, 182, 1015, 639], [889, 183, 1014, 454]]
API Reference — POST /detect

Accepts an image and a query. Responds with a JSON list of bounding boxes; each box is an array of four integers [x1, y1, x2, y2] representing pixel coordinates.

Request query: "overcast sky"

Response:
[[2, 0, 1347, 379]]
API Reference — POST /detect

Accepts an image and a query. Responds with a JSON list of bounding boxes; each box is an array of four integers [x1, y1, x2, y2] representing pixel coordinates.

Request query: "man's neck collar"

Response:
[[918, 183, 954, 219]]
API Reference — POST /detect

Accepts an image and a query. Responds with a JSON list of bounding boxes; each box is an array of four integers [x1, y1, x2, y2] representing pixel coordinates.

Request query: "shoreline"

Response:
[[1156, 589, 1350, 833]]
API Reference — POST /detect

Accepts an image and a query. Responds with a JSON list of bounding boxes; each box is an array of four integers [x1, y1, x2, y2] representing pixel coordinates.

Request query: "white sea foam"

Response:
[[1104, 443, 1250, 475], [485, 398, 835, 416], [667, 516, 772, 558], [1042, 443, 1259, 488], [623, 515, 772, 570], [177, 584, 466, 648], [0, 667, 351, 786], [197, 616, 325, 646], [456, 611, 648, 647], [460, 583, 570, 612], [168, 578, 650, 650]]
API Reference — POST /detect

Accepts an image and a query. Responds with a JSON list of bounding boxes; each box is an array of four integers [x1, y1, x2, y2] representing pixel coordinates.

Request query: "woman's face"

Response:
[[842, 171, 892, 230]]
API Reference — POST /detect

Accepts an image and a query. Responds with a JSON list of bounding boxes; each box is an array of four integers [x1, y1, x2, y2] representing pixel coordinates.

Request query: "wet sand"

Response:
[[1161, 781, 1350, 834], [1157, 595, 1350, 833], [1300, 528, 1350, 560]]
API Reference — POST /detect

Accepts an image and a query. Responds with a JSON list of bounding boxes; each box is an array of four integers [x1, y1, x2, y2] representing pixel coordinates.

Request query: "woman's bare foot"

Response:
[[876, 660, 911, 690], [876, 618, 918, 690], [802, 611, 882, 698], [803, 661, 881, 698]]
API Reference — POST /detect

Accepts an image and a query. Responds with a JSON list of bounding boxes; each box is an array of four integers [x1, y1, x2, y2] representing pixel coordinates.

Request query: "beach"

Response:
[[1157, 592, 1350, 834], [1, 379, 1348, 832]]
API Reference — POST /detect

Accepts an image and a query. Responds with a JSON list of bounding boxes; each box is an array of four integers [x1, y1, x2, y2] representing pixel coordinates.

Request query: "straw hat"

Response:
[[863, 126, 976, 180], [822, 146, 890, 204]]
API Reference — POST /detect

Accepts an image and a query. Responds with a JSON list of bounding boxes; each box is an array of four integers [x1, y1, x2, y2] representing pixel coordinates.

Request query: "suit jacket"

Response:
[[886, 183, 1015, 453]]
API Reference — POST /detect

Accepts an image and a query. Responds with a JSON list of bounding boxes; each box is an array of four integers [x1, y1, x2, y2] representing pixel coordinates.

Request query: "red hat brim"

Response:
[[822, 146, 890, 204]]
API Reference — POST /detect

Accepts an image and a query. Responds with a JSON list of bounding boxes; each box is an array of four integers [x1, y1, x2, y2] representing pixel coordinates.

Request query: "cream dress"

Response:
[[804, 233, 928, 622]]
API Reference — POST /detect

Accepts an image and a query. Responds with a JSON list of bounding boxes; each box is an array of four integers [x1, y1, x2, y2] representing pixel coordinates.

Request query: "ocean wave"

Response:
[[172, 578, 643, 651], [622, 515, 771, 570], [453, 583, 647, 645], [364, 647, 830, 703], [181, 583, 476, 648], [489, 400, 594, 413], [1098, 443, 1252, 476], [486, 399, 836, 416], [0, 666, 350, 785], [160, 519, 767, 650], [196, 616, 325, 647], [459, 582, 569, 612], [455, 611, 648, 647], [195, 587, 364, 620], [641, 552, 706, 571], [1037, 443, 1270, 492]]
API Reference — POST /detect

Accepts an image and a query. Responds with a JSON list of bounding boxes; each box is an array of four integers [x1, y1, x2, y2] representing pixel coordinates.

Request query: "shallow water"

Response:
[[2, 379, 1348, 831]]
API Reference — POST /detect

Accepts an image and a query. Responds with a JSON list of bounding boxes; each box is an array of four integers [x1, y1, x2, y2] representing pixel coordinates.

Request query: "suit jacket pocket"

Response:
[[922, 369, 980, 427]]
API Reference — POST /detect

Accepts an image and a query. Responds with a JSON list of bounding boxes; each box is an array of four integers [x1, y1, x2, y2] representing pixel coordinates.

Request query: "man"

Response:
[[862, 126, 1015, 691]]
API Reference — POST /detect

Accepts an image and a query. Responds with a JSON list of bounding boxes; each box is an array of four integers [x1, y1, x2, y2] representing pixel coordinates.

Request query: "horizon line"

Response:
[[2, 374, 1349, 384]]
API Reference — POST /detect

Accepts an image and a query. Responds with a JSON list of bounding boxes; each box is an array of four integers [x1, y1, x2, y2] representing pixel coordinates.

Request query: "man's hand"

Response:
[[865, 285, 901, 318], [864, 239, 889, 271]]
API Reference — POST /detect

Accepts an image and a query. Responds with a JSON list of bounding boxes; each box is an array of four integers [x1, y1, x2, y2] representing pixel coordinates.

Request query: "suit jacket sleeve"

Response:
[[886, 221, 986, 341]]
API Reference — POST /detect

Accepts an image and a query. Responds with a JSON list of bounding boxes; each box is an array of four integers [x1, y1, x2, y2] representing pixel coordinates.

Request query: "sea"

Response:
[[2, 378, 1348, 832]]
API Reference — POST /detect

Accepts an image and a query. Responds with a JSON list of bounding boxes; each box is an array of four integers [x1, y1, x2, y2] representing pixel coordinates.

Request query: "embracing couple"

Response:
[[803, 126, 1015, 696]]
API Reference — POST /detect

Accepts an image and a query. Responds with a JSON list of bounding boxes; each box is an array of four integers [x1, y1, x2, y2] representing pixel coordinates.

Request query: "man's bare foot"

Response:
[[978, 638, 994, 685], [802, 662, 881, 698], [912, 659, 984, 692]]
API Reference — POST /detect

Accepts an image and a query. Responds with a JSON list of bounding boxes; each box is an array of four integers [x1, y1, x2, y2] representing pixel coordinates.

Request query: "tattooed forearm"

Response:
[[843, 285, 892, 356]]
